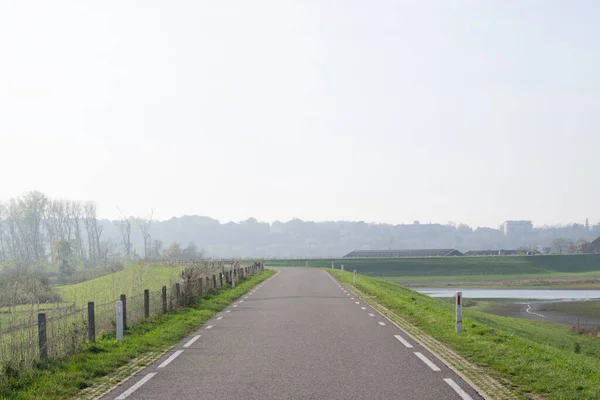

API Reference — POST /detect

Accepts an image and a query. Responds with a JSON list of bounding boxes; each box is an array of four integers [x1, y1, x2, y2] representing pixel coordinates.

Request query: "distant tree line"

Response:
[[2, 191, 600, 264], [0, 191, 204, 282]]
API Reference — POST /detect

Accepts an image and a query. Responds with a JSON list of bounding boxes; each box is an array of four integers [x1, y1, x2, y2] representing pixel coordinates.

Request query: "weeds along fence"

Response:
[[0, 262, 264, 376]]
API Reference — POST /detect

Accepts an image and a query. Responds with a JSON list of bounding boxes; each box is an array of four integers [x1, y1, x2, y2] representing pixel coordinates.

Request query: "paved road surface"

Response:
[[102, 268, 483, 400]]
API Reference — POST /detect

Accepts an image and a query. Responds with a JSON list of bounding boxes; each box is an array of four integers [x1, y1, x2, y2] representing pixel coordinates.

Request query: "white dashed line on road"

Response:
[[378, 322, 386, 326], [233, 305, 238, 308], [368, 313, 375, 317], [443, 378, 473, 400], [225, 310, 231, 313], [217, 316, 223, 320], [158, 350, 184, 368], [414, 352, 441, 371], [394, 335, 413, 348], [115, 373, 157, 399], [205, 325, 214, 330], [361, 307, 366, 310], [355, 302, 360, 304], [183, 335, 201, 348]]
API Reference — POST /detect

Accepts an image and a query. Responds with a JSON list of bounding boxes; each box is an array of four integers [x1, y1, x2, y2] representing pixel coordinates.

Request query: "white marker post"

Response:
[[353, 270, 357, 284], [116, 300, 124, 341], [331, 262, 334, 270], [305, 261, 308, 267], [456, 292, 463, 333], [341, 264, 344, 275]]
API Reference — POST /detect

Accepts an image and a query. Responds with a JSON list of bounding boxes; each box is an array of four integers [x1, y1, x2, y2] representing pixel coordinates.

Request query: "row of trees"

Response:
[[548, 238, 592, 254], [0, 191, 201, 277]]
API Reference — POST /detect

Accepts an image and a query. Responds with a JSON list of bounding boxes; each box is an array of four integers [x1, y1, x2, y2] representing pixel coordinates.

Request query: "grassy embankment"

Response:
[[333, 269, 600, 399], [0, 269, 274, 400], [272, 255, 600, 286], [0, 265, 187, 328], [56, 264, 187, 306]]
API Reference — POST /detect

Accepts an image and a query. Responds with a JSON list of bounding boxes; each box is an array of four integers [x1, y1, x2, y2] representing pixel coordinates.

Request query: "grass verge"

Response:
[[330, 269, 600, 400], [0, 270, 274, 400]]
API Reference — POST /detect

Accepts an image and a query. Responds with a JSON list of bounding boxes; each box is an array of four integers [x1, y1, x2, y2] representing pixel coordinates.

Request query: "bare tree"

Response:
[[151, 239, 163, 259], [19, 191, 48, 264], [84, 202, 103, 265], [577, 239, 589, 254], [117, 207, 133, 260], [136, 210, 154, 259], [553, 238, 567, 254], [566, 240, 578, 254], [70, 201, 86, 261]]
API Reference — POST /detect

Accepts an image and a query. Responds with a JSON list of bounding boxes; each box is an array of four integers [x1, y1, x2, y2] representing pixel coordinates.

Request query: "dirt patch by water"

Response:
[[482, 300, 600, 329]]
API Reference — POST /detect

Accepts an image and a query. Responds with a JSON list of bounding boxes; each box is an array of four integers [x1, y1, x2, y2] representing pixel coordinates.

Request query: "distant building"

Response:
[[502, 220, 533, 236], [343, 249, 463, 258], [465, 249, 540, 256], [585, 237, 600, 253]]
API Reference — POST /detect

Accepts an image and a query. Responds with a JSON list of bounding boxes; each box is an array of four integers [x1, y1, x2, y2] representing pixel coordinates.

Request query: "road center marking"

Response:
[[361, 307, 366, 310], [183, 335, 201, 348], [115, 373, 157, 399], [368, 313, 375, 317], [443, 378, 473, 400], [205, 325, 214, 330], [217, 316, 223, 320], [414, 352, 441, 371], [158, 350, 184, 368], [378, 322, 386, 326], [394, 335, 413, 348], [233, 305, 238, 308], [355, 302, 360, 304]]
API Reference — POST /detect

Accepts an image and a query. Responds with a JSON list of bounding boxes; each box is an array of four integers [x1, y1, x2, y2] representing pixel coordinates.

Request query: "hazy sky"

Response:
[[1, 1, 599, 228]]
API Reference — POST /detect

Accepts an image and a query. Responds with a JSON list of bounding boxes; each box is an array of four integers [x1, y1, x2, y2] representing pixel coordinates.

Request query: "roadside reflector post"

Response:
[[116, 300, 124, 341], [456, 291, 463, 333], [331, 262, 334, 270], [353, 270, 357, 284], [341, 264, 344, 276], [306, 261, 308, 267]]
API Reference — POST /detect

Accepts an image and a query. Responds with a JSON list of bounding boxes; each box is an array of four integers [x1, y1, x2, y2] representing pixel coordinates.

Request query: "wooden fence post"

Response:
[[88, 302, 95, 343], [38, 313, 48, 360], [206, 276, 210, 291], [120, 294, 127, 331], [144, 289, 150, 318], [162, 286, 167, 313], [175, 283, 181, 307], [212, 274, 217, 289], [219, 273, 223, 287], [199, 277, 204, 295]]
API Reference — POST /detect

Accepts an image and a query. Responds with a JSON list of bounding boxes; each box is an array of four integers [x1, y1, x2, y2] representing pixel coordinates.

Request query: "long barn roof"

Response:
[[343, 249, 463, 258]]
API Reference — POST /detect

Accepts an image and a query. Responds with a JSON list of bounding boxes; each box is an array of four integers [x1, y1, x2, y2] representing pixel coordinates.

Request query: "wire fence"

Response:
[[0, 262, 264, 376]]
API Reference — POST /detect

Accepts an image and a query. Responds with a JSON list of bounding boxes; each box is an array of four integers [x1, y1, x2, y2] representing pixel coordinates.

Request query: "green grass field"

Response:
[[333, 270, 600, 399], [270, 254, 600, 284], [55, 264, 186, 308], [0, 303, 74, 329]]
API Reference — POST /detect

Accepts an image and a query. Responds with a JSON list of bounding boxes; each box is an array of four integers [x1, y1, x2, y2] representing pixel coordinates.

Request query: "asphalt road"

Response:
[[102, 268, 483, 400]]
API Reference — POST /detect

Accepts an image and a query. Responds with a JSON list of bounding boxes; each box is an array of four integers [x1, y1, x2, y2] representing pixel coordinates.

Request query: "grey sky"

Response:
[[1, 1, 598, 228]]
